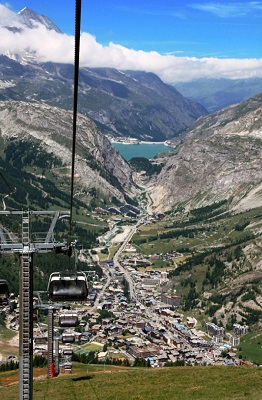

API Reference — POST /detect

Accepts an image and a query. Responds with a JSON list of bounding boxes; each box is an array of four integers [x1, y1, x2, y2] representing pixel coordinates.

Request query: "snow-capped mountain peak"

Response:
[[17, 7, 62, 33]]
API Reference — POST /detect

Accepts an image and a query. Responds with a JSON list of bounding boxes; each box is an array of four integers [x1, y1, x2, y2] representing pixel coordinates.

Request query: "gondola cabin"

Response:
[[0, 279, 9, 305], [47, 271, 88, 302], [59, 312, 79, 327], [61, 333, 75, 343]]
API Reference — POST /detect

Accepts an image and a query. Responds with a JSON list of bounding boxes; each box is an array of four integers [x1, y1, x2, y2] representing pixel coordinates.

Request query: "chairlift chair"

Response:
[[63, 347, 73, 356], [61, 333, 75, 343], [59, 312, 79, 327], [47, 271, 88, 302]]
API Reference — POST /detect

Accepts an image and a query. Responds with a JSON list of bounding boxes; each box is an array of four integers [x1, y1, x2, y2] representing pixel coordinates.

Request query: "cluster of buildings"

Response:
[[0, 267, 250, 370], [94, 203, 141, 219], [0, 194, 255, 373], [0, 221, 250, 370], [97, 258, 179, 308], [206, 322, 249, 347]]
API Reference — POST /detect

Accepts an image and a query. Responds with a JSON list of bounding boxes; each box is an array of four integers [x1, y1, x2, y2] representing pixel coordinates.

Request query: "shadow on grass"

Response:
[[72, 376, 93, 382]]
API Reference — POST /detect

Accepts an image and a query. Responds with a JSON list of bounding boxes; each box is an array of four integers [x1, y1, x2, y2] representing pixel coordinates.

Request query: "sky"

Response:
[[1, 0, 262, 83]]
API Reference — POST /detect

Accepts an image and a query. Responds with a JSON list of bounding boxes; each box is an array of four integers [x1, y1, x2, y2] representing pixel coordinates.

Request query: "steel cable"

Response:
[[69, 0, 82, 235]]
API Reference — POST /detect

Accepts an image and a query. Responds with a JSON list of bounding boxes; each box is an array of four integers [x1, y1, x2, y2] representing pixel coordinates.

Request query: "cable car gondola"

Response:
[[59, 312, 79, 327], [47, 271, 88, 302]]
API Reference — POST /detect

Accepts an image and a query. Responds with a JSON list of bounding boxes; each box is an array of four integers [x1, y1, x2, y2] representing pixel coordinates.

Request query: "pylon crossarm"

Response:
[[0, 210, 70, 254], [0, 210, 71, 400]]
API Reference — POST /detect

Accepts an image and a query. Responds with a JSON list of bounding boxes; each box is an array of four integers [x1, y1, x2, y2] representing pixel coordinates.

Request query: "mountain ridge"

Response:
[[0, 8, 208, 141], [175, 77, 262, 113], [2, 6, 262, 127], [0, 55, 208, 141], [0, 100, 137, 205], [148, 92, 262, 213], [18, 7, 62, 33]]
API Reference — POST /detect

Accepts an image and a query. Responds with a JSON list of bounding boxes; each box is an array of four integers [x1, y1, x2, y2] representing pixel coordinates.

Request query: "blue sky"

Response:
[[5, 0, 262, 58], [1, 1, 262, 82]]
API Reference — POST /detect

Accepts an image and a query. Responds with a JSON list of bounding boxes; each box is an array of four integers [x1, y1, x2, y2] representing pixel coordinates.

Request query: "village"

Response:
[[1, 257, 249, 371], [0, 205, 250, 372]]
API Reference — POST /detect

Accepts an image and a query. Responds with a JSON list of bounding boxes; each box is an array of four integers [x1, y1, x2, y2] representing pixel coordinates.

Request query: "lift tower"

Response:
[[0, 210, 70, 400]]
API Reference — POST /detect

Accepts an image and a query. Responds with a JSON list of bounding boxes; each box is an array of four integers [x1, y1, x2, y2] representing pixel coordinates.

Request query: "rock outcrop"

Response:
[[0, 100, 137, 201]]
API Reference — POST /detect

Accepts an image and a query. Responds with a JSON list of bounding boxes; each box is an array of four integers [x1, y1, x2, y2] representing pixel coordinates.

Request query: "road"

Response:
[[92, 215, 192, 348], [113, 223, 138, 300], [90, 218, 144, 309], [91, 269, 111, 311]]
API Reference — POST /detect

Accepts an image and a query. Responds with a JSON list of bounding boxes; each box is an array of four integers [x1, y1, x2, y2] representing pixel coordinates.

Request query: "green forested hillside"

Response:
[[132, 202, 262, 332], [0, 138, 109, 294]]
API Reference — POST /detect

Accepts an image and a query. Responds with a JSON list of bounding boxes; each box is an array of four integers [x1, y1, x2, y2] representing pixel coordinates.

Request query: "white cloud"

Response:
[[189, 1, 262, 18], [0, 4, 20, 24], [1, 7, 262, 84]]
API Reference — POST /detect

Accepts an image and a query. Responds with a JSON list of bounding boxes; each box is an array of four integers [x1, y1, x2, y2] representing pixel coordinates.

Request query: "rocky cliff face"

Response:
[[0, 100, 137, 201], [148, 92, 262, 212]]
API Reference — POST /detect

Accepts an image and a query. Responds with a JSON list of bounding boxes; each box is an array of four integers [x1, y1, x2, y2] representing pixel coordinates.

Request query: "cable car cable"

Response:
[[69, 0, 82, 236], [47, 1, 89, 301]]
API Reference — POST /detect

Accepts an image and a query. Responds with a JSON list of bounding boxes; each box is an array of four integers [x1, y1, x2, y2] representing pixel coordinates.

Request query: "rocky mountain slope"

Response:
[[148, 92, 262, 213], [0, 100, 137, 204], [0, 55, 207, 141], [17, 7, 62, 33]]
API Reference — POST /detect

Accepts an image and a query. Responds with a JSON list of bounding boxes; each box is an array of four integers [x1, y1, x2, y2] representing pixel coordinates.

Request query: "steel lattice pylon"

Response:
[[0, 210, 70, 400]]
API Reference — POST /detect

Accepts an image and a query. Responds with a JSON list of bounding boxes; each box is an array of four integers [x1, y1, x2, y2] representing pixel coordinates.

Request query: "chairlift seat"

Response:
[[47, 271, 88, 302], [59, 312, 79, 327], [62, 333, 75, 343], [63, 348, 73, 356]]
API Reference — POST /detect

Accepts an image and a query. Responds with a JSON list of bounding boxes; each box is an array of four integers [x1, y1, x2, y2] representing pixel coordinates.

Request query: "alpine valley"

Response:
[[0, 6, 261, 369]]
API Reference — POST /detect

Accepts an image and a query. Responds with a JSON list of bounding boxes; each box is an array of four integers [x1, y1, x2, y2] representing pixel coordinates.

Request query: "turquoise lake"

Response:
[[112, 142, 173, 161]]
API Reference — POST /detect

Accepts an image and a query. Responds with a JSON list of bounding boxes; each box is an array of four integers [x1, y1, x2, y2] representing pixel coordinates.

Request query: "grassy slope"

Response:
[[237, 329, 262, 365], [1, 363, 262, 400]]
